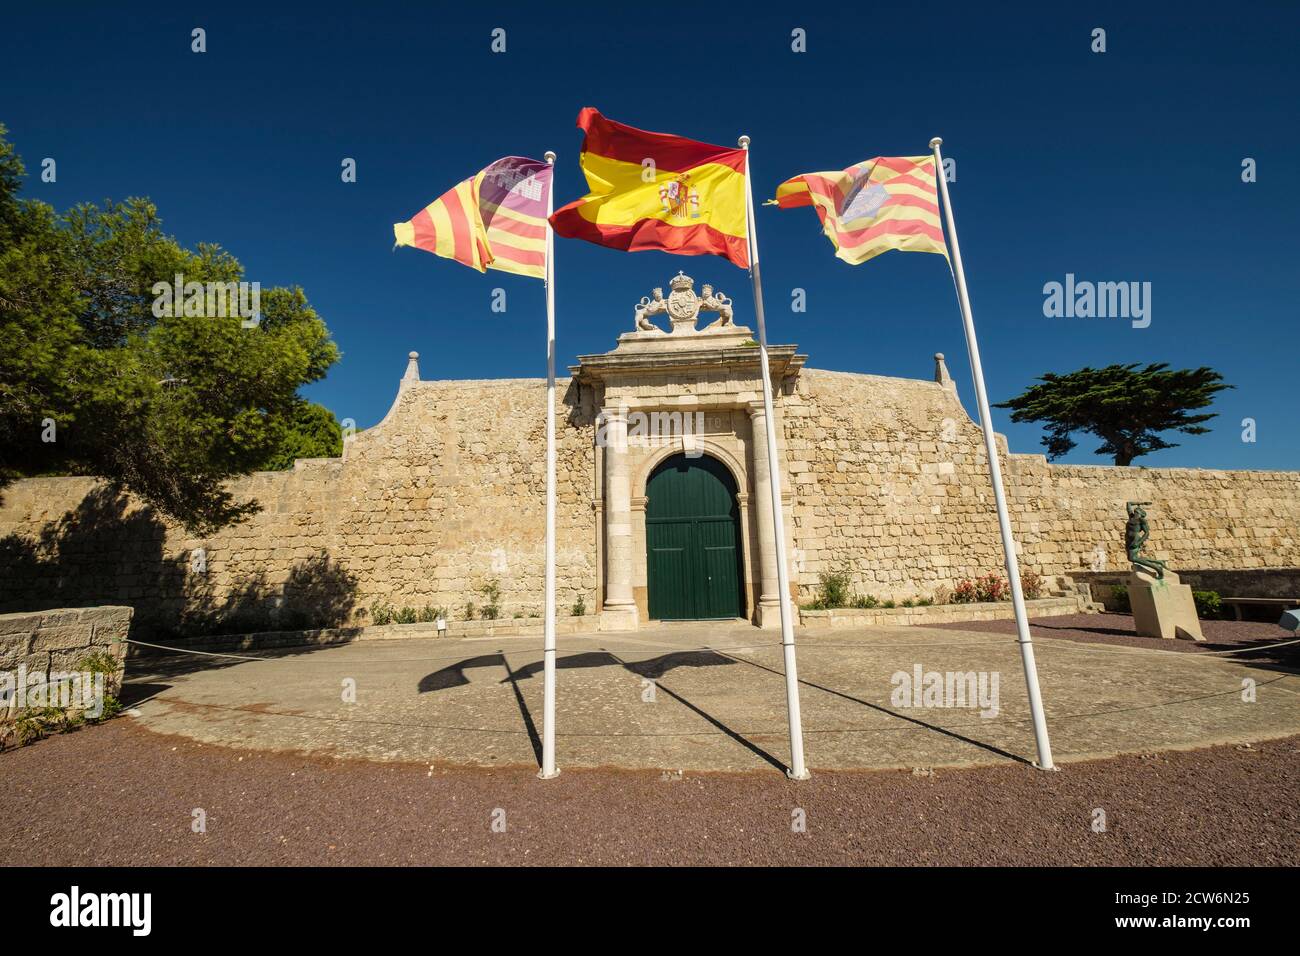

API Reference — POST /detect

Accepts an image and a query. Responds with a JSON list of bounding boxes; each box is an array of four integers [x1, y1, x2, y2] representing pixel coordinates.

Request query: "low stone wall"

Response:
[[0, 606, 131, 714], [798, 595, 1087, 630]]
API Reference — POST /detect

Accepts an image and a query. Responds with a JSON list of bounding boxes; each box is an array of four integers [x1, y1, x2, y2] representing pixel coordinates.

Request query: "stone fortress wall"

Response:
[[1, 353, 1297, 635], [787, 368, 1300, 601], [0, 366, 601, 635]]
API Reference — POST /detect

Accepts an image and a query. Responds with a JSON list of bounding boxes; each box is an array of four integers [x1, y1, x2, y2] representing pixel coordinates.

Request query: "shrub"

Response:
[[464, 601, 476, 621], [917, 597, 933, 607], [1020, 569, 1044, 600], [1193, 590, 1222, 620], [901, 598, 916, 608], [974, 573, 1008, 603], [881, 599, 896, 609], [1110, 584, 1131, 613], [14, 706, 69, 746], [479, 579, 502, 621], [817, 571, 853, 609], [951, 579, 978, 604], [369, 601, 396, 626], [850, 594, 879, 609], [572, 594, 586, 617], [78, 649, 122, 695], [394, 606, 417, 625]]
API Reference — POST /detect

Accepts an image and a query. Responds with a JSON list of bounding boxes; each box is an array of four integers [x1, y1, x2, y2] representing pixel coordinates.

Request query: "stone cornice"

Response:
[[571, 343, 805, 388]]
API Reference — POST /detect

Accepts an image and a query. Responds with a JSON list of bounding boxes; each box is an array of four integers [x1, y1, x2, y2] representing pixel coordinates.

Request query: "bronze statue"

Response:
[[1125, 501, 1167, 579]]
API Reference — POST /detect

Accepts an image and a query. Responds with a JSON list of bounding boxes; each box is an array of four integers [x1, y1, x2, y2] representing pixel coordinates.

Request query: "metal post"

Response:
[[739, 135, 810, 780], [539, 150, 560, 779], [929, 137, 1055, 770]]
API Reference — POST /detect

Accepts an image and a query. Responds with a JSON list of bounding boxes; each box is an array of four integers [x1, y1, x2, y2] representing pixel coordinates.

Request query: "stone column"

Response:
[[748, 402, 782, 629], [600, 406, 639, 631]]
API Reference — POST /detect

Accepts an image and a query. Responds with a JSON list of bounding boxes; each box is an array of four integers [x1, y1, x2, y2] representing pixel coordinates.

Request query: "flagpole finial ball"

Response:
[[738, 135, 751, 149], [935, 353, 944, 361], [409, 351, 419, 360], [544, 151, 556, 164], [929, 137, 943, 149]]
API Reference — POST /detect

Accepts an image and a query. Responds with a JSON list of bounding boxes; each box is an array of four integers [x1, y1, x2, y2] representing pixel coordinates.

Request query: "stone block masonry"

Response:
[[785, 368, 1300, 602], [1, 351, 1297, 636], [0, 606, 131, 714]]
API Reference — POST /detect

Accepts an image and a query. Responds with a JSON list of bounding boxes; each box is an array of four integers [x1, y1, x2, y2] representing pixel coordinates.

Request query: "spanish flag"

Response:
[[394, 156, 553, 279], [772, 157, 947, 265], [549, 108, 749, 269]]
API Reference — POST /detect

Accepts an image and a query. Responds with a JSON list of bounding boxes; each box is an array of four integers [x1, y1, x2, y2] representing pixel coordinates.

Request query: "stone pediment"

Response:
[[571, 272, 804, 385], [618, 271, 756, 353]]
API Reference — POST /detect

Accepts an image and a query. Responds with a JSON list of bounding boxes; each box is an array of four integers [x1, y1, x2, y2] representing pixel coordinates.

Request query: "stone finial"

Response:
[[403, 351, 420, 382], [934, 352, 954, 390]]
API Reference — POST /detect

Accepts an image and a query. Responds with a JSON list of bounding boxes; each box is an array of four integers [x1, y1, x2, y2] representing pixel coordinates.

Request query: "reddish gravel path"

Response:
[[933, 613, 1299, 668], [1, 719, 1296, 866]]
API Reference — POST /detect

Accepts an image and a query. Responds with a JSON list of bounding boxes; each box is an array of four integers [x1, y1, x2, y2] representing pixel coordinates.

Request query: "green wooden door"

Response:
[[646, 454, 744, 620]]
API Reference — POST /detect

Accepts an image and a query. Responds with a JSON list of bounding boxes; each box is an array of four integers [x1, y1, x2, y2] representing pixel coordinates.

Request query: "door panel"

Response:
[[645, 454, 744, 621], [696, 517, 741, 619], [647, 520, 694, 620]]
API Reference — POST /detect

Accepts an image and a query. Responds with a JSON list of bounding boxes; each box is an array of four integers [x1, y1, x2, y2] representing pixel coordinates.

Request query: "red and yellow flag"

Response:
[[394, 156, 553, 278], [549, 108, 749, 268], [772, 156, 947, 265]]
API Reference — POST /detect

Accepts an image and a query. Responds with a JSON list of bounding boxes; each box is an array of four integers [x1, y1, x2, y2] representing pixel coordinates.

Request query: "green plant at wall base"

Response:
[[78, 648, 120, 688], [1019, 569, 1044, 600], [951, 580, 978, 604], [1111, 584, 1131, 613], [464, 602, 476, 621], [881, 599, 896, 609], [901, 598, 915, 608], [974, 573, 1009, 602], [14, 706, 69, 746], [850, 594, 879, 609], [394, 606, 417, 625], [572, 594, 586, 617], [478, 579, 502, 621], [917, 597, 933, 606], [369, 601, 396, 626], [1193, 590, 1222, 620], [815, 570, 853, 609]]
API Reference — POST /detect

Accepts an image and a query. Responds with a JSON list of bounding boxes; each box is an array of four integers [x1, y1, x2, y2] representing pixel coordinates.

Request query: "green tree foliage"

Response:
[[257, 399, 344, 472], [0, 124, 341, 533], [995, 363, 1230, 466]]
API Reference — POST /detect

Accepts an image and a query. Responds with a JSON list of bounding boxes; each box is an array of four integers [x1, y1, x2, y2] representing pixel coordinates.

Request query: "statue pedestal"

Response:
[[1128, 569, 1204, 641]]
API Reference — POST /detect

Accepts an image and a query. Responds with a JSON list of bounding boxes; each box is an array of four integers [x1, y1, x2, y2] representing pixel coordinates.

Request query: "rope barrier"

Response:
[[123, 631, 1300, 668]]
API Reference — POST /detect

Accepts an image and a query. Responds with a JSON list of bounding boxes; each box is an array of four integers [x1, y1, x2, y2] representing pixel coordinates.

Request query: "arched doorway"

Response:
[[645, 453, 745, 620]]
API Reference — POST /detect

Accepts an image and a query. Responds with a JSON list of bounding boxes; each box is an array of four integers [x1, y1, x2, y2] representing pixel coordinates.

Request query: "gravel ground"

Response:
[[932, 613, 1299, 668], [1, 719, 1296, 866]]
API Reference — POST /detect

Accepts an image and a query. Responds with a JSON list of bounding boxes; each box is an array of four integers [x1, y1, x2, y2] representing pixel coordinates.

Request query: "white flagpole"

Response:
[[539, 150, 560, 779], [739, 135, 810, 780], [929, 137, 1055, 771]]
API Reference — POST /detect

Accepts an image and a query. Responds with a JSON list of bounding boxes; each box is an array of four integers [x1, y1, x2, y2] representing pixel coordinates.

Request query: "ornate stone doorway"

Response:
[[645, 453, 746, 621], [572, 270, 805, 631]]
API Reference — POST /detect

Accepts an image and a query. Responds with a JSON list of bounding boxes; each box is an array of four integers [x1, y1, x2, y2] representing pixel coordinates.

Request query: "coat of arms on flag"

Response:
[[549, 108, 749, 268], [772, 156, 948, 265], [394, 156, 554, 279]]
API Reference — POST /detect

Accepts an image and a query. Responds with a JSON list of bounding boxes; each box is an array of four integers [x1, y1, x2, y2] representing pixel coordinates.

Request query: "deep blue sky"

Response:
[[5, 2, 1297, 468]]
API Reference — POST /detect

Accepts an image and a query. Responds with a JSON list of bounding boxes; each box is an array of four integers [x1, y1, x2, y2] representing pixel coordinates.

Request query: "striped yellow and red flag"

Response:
[[772, 156, 947, 265], [394, 156, 553, 278], [549, 108, 749, 268]]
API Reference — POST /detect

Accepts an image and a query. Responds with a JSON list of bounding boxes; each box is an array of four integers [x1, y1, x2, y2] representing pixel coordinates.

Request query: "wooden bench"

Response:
[[1220, 597, 1300, 621]]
